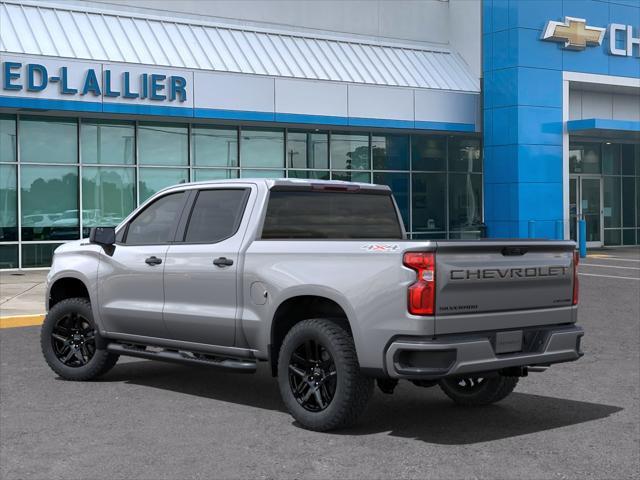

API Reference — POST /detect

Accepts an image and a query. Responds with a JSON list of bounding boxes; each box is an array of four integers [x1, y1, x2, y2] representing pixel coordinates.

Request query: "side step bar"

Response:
[[107, 343, 257, 373]]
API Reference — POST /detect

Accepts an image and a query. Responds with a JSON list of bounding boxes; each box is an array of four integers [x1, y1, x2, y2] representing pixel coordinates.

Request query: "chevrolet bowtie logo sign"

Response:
[[542, 17, 605, 50]]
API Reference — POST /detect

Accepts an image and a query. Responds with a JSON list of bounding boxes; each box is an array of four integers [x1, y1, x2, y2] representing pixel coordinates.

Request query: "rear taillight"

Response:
[[403, 252, 436, 315], [572, 250, 579, 305]]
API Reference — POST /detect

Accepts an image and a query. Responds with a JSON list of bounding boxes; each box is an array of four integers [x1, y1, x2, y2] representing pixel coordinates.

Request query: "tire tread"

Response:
[[278, 318, 373, 431], [41, 297, 118, 381]]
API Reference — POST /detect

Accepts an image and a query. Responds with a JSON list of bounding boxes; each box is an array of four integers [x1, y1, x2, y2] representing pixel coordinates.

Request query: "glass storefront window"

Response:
[[604, 229, 621, 246], [0, 164, 18, 241], [240, 128, 284, 168], [81, 119, 135, 164], [569, 142, 601, 174], [622, 177, 635, 228], [412, 136, 446, 171], [22, 243, 62, 268], [82, 167, 136, 236], [287, 131, 329, 169], [331, 171, 371, 183], [602, 143, 621, 175], [604, 176, 621, 228], [2, 112, 494, 267], [0, 244, 18, 269], [330, 133, 369, 170], [288, 170, 330, 180], [637, 177, 640, 228], [373, 172, 409, 231], [372, 135, 409, 170], [20, 116, 77, 164], [138, 122, 188, 166], [623, 229, 636, 246], [448, 137, 482, 172], [192, 125, 238, 167], [139, 168, 188, 203], [20, 165, 79, 241], [193, 169, 239, 181], [571, 141, 639, 247], [412, 173, 446, 233], [240, 169, 284, 178], [411, 232, 446, 240], [0, 114, 16, 162], [621, 144, 635, 175], [449, 173, 482, 231]]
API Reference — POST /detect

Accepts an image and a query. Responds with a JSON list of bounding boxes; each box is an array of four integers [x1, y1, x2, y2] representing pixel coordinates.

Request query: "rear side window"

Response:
[[262, 191, 402, 239], [183, 189, 249, 243], [124, 192, 185, 245]]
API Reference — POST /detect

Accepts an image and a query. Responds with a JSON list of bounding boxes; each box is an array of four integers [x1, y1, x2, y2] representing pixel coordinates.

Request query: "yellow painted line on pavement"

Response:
[[0, 314, 45, 329]]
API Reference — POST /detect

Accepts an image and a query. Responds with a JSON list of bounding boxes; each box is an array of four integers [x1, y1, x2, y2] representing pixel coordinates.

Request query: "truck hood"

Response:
[[54, 239, 90, 254]]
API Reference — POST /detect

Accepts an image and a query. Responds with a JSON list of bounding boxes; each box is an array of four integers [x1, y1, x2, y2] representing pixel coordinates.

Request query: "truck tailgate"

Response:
[[434, 241, 576, 335]]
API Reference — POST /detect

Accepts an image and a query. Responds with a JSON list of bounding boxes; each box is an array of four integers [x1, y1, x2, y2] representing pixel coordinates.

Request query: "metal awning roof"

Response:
[[0, 0, 480, 92], [567, 119, 640, 140]]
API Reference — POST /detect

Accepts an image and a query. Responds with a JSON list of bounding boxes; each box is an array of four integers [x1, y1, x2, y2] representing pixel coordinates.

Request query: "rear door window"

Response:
[[262, 191, 402, 239], [182, 189, 249, 243]]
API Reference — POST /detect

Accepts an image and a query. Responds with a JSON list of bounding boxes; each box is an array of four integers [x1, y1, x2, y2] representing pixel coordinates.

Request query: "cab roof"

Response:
[[158, 178, 392, 195]]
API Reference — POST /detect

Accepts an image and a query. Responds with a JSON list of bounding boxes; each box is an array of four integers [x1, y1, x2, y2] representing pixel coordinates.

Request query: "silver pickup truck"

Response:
[[42, 179, 583, 431]]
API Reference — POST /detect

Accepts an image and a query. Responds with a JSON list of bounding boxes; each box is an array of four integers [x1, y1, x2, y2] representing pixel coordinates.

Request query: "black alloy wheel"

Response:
[[439, 374, 519, 406], [41, 297, 119, 381], [51, 312, 96, 367], [277, 318, 374, 431], [450, 376, 487, 392], [288, 339, 337, 412]]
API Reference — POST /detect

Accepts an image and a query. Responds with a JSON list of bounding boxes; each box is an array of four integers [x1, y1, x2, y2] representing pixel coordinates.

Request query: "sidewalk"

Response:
[[0, 270, 48, 318]]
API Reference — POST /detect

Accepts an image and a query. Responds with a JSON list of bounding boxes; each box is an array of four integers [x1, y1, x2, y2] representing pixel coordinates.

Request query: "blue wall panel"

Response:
[[482, 0, 640, 240], [515, 28, 564, 70], [517, 69, 563, 108], [516, 145, 563, 183], [508, 0, 562, 30]]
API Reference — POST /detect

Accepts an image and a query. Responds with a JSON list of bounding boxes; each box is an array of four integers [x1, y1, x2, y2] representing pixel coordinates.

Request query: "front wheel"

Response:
[[439, 375, 518, 406], [41, 297, 118, 381], [277, 318, 374, 431]]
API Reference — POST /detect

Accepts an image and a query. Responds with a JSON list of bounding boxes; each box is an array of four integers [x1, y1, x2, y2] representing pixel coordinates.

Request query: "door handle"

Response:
[[213, 257, 234, 267], [145, 256, 162, 266]]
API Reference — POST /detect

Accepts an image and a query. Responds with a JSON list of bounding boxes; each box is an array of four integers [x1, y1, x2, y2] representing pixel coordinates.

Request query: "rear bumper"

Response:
[[384, 324, 584, 379]]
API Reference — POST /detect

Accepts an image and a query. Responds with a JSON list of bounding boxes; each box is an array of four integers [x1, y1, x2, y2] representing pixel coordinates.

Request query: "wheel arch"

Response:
[[48, 276, 91, 310], [269, 294, 353, 377]]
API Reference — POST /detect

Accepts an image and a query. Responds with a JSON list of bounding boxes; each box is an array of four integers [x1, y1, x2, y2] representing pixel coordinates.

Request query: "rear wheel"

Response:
[[41, 298, 118, 381], [277, 318, 374, 431], [439, 375, 518, 406]]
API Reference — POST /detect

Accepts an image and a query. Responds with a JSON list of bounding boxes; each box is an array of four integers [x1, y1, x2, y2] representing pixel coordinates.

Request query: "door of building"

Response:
[[570, 175, 603, 248]]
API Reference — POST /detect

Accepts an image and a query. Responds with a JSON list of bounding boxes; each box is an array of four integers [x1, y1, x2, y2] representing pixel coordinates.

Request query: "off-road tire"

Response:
[[439, 375, 519, 406], [277, 318, 374, 431], [41, 297, 118, 381]]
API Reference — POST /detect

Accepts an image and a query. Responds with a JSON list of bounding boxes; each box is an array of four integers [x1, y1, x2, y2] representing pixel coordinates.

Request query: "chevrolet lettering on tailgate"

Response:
[[450, 266, 570, 280]]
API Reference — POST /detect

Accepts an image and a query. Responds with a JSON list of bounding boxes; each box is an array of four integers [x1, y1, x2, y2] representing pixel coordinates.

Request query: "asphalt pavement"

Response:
[[0, 248, 638, 479]]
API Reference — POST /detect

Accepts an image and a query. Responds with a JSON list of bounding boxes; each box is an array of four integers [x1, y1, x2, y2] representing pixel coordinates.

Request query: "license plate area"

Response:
[[495, 330, 523, 354]]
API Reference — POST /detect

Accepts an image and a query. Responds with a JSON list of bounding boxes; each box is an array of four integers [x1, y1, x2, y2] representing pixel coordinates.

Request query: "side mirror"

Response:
[[89, 226, 116, 246]]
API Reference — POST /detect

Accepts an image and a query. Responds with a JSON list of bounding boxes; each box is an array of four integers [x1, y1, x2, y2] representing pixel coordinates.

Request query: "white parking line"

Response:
[[581, 263, 640, 270], [588, 255, 640, 263], [579, 272, 640, 281]]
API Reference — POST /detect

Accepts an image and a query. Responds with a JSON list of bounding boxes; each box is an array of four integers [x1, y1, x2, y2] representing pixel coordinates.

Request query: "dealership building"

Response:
[[0, 0, 638, 269]]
